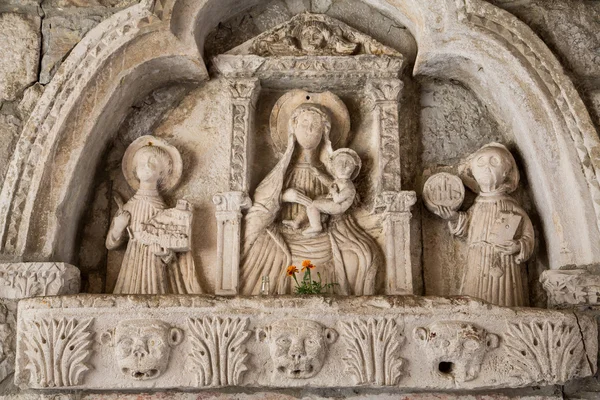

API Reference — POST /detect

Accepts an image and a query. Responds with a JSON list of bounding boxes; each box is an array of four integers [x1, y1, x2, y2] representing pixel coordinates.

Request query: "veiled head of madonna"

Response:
[[289, 104, 332, 150]]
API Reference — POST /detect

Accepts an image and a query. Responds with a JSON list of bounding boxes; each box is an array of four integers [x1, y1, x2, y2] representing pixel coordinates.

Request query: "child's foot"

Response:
[[302, 226, 323, 236], [282, 219, 300, 229]]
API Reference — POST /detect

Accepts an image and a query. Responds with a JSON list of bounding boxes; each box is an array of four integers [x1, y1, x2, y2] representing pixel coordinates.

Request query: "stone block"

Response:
[[0, 13, 40, 102], [13, 295, 597, 391]]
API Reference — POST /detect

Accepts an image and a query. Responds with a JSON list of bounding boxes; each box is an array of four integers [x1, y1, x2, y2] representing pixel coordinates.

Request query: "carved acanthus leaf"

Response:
[[340, 318, 404, 385], [187, 316, 251, 387], [21, 318, 94, 387]]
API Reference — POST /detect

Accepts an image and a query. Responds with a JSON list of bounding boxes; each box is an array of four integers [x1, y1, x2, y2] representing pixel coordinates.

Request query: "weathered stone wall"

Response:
[[0, 0, 599, 398]]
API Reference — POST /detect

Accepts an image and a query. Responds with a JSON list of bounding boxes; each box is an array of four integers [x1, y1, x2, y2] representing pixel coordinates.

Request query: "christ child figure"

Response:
[[302, 148, 361, 236], [432, 143, 534, 307]]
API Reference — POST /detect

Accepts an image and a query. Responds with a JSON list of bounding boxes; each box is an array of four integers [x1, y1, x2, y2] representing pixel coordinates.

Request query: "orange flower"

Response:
[[287, 265, 299, 276], [301, 260, 315, 272]]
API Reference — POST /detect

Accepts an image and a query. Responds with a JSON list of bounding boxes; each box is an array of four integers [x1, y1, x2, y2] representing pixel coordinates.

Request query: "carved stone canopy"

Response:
[[212, 13, 406, 91]]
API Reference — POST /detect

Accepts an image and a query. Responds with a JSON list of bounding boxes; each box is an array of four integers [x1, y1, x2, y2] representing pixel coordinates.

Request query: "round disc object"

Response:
[[423, 172, 465, 213]]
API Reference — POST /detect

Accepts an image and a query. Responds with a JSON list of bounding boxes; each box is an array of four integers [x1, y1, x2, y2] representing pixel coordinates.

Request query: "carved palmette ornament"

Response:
[[187, 317, 251, 386], [20, 318, 94, 387], [505, 320, 592, 383], [340, 318, 404, 385]]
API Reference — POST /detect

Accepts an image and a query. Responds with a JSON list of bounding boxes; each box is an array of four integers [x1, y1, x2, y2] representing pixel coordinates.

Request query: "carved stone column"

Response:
[[367, 79, 418, 295], [213, 192, 251, 296], [213, 79, 260, 296], [226, 78, 260, 192]]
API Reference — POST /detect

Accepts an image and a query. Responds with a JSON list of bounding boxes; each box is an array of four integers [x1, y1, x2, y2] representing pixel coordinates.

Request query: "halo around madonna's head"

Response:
[[269, 89, 350, 154], [122, 135, 183, 192]]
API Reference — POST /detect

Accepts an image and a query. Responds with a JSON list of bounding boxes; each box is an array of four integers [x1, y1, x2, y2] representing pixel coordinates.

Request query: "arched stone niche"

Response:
[[2, 0, 600, 394], [0, 0, 598, 282]]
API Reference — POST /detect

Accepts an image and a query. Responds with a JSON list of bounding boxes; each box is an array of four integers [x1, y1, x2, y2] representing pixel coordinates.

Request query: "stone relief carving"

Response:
[[104, 319, 183, 381], [257, 319, 338, 379], [0, 302, 13, 383], [540, 269, 600, 306], [0, 262, 80, 299], [187, 316, 251, 386], [429, 143, 534, 306], [414, 321, 500, 383], [240, 90, 382, 295], [19, 317, 94, 387], [251, 14, 400, 57], [423, 173, 465, 214], [340, 318, 404, 386], [105, 135, 203, 294], [505, 320, 593, 383]]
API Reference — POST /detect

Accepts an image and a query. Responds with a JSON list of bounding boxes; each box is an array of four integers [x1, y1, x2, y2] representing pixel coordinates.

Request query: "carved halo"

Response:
[[269, 89, 350, 154], [122, 135, 183, 192]]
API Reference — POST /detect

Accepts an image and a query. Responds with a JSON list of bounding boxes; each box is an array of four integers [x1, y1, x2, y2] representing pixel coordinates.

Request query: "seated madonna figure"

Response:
[[240, 90, 382, 295]]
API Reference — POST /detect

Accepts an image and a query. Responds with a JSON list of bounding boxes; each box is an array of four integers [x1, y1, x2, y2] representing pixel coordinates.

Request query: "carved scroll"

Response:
[[505, 320, 593, 383], [340, 318, 404, 386], [19, 318, 94, 387], [187, 316, 251, 386]]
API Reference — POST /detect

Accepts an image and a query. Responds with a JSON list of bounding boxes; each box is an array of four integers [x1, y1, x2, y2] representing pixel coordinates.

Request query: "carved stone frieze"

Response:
[[248, 14, 401, 57], [16, 317, 94, 388], [414, 322, 499, 383], [187, 316, 251, 386], [540, 269, 600, 306], [0, 301, 14, 383], [340, 318, 404, 385], [0, 262, 80, 299], [12, 295, 598, 390]]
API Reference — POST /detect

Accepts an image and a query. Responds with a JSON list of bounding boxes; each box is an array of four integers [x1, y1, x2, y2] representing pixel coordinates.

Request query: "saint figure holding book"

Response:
[[106, 136, 203, 294], [433, 143, 534, 307]]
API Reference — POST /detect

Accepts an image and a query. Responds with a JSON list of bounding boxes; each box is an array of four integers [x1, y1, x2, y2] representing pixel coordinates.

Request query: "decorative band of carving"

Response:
[[374, 191, 417, 214], [0, 262, 80, 299], [540, 269, 600, 307]]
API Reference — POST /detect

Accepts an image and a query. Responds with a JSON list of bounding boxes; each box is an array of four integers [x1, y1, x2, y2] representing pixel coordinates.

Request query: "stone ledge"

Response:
[[13, 295, 598, 391]]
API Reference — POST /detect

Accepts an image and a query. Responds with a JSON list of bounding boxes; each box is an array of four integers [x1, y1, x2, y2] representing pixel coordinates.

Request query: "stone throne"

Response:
[[212, 13, 418, 296], [0, 0, 599, 396]]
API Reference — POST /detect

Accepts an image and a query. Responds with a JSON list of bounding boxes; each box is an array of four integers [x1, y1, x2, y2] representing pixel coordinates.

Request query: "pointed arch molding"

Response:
[[0, 0, 598, 269]]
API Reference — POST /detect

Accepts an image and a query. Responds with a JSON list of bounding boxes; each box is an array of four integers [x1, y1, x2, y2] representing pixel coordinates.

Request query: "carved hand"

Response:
[[435, 205, 458, 221], [496, 240, 521, 256], [112, 210, 131, 233]]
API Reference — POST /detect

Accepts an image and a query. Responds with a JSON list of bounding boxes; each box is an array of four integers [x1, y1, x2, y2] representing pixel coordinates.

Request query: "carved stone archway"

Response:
[[0, 0, 599, 274]]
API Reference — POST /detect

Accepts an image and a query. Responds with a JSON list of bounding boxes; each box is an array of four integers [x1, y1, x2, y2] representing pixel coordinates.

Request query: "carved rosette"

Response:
[[340, 318, 405, 385], [18, 317, 94, 388], [187, 316, 251, 386]]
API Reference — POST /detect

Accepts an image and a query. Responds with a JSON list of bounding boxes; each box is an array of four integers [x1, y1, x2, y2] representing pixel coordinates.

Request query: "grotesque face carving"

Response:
[[113, 319, 183, 380], [257, 319, 338, 379], [414, 322, 499, 383]]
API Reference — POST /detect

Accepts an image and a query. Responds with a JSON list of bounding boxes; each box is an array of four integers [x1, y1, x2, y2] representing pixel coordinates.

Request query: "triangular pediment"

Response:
[[226, 13, 402, 57]]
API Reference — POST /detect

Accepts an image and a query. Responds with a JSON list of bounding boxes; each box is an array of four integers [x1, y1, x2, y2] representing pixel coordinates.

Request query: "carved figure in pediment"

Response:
[[414, 322, 499, 383], [106, 135, 203, 294], [240, 90, 382, 295], [429, 143, 534, 307], [112, 319, 183, 381], [257, 319, 338, 379]]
